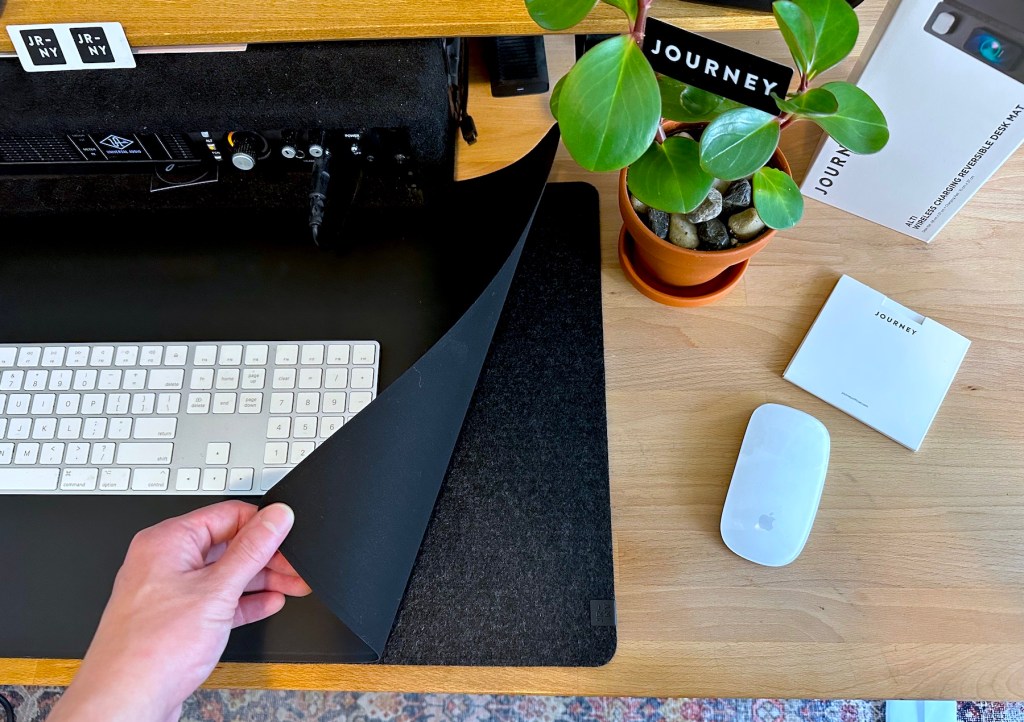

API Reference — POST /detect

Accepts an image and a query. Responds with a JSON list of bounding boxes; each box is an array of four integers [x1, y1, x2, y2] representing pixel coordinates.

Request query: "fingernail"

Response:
[[261, 503, 295, 534]]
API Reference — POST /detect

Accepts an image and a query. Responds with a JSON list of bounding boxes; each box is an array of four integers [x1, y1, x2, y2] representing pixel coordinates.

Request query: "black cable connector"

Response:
[[308, 150, 331, 246]]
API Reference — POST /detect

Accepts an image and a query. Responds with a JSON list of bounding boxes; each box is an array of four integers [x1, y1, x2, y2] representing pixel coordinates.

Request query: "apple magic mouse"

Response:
[[720, 403, 830, 566]]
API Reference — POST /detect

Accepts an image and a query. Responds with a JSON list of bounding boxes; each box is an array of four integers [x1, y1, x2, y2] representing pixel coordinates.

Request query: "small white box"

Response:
[[801, 0, 1024, 242], [784, 275, 970, 451]]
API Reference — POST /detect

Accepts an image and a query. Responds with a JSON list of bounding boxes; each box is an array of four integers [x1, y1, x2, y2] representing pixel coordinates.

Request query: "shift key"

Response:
[[116, 443, 173, 465]]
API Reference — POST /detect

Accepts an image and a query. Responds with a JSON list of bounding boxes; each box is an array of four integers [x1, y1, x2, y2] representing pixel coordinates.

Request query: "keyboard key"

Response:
[[56, 394, 81, 415], [90, 442, 115, 465], [65, 442, 90, 464], [89, 346, 114, 367], [325, 368, 348, 389], [133, 418, 177, 439], [272, 369, 296, 389], [165, 346, 188, 366], [15, 443, 40, 464], [206, 442, 230, 465], [244, 345, 269, 365], [115, 346, 139, 366], [67, 347, 90, 367], [349, 392, 373, 413], [296, 392, 319, 413], [269, 393, 293, 413], [275, 345, 299, 365], [116, 443, 173, 465], [106, 393, 130, 415], [353, 344, 376, 364], [194, 346, 217, 366], [42, 347, 66, 367], [264, 442, 289, 464], [148, 370, 184, 390], [294, 417, 317, 439], [290, 442, 315, 464], [202, 468, 227, 491], [98, 370, 122, 390], [17, 347, 41, 367], [7, 418, 30, 439], [187, 393, 211, 414], [31, 394, 56, 415], [301, 345, 325, 365], [323, 392, 346, 413], [239, 393, 263, 414], [123, 370, 147, 390], [267, 418, 290, 439], [7, 394, 30, 414], [31, 418, 56, 440], [0, 444, 14, 464], [108, 418, 133, 439], [219, 345, 243, 365], [83, 418, 107, 439], [175, 468, 200, 491], [100, 468, 131, 491], [40, 443, 64, 465], [190, 369, 214, 390], [212, 393, 237, 414], [0, 418, 6, 437], [57, 418, 82, 440], [320, 417, 344, 438], [298, 368, 322, 389], [1, 370, 24, 390], [73, 369, 97, 391], [261, 467, 290, 491], [351, 368, 374, 389], [82, 394, 105, 415], [0, 348, 16, 367], [60, 468, 98, 491], [327, 344, 350, 364], [0, 468, 58, 490], [49, 370, 72, 390], [140, 346, 163, 366], [241, 368, 265, 389], [157, 393, 181, 415], [215, 369, 240, 390], [131, 393, 155, 415], [228, 468, 254, 491], [132, 468, 169, 491], [25, 370, 47, 390]]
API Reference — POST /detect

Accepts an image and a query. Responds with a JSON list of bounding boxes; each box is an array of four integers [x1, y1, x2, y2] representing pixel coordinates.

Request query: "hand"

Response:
[[48, 501, 311, 722]]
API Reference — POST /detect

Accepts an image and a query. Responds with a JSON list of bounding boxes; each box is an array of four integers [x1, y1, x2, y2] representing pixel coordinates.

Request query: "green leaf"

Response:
[[753, 166, 804, 229], [601, 0, 638, 23], [627, 136, 715, 214], [773, 87, 838, 117], [525, 0, 597, 30], [812, 81, 889, 153], [789, 0, 859, 79], [550, 74, 566, 119], [773, 1, 815, 77], [658, 76, 739, 122], [699, 107, 781, 180], [557, 35, 661, 172]]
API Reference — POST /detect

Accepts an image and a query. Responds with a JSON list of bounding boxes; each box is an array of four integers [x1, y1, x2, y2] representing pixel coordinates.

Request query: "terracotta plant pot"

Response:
[[618, 127, 792, 295]]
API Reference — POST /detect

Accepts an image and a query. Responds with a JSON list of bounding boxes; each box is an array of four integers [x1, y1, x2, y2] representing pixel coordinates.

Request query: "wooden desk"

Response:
[[5, 2, 1024, 700]]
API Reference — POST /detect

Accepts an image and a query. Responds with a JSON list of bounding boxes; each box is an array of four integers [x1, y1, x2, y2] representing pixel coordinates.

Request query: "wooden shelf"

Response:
[[0, 0, 776, 53]]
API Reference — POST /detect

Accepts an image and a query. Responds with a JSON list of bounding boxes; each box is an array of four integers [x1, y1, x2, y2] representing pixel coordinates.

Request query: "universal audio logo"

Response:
[[99, 134, 134, 150]]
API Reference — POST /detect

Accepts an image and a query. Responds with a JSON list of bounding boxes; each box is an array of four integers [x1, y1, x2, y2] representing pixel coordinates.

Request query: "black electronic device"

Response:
[[485, 36, 549, 97]]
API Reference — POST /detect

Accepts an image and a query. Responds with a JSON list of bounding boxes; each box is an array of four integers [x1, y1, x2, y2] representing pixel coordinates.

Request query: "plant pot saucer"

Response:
[[618, 227, 748, 307]]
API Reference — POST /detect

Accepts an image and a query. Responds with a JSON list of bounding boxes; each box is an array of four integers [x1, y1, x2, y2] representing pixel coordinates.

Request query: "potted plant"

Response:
[[525, 0, 889, 305]]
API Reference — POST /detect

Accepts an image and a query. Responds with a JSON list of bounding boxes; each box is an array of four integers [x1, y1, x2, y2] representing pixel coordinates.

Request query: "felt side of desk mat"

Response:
[[0, 130, 615, 665]]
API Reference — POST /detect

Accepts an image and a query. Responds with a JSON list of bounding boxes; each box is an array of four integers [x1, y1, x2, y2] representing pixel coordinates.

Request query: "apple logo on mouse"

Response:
[[757, 513, 775, 531]]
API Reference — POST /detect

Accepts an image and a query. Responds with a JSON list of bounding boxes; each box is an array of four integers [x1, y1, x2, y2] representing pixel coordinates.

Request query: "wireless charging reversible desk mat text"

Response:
[[0, 135, 616, 666]]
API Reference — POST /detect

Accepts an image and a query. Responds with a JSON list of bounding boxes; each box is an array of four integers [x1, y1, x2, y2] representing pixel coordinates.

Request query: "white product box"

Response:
[[802, 0, 1024, 242], [784, 275, 970, 451]]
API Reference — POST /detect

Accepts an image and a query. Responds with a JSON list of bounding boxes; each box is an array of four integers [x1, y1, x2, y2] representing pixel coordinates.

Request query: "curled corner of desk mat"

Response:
[[259, 128, 560, 660]]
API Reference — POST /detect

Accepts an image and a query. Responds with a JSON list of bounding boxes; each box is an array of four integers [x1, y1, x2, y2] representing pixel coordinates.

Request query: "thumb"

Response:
[[212, 503, 295, 594]]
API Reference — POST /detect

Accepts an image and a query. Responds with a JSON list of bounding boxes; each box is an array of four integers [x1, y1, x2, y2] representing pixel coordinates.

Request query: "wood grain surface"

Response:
[[0, 0, 775, 54], [4, 0, 1024, 700]]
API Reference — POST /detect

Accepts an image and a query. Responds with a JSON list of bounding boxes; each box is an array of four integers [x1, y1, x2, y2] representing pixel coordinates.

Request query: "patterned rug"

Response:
[[2, 689, 1023, 722]]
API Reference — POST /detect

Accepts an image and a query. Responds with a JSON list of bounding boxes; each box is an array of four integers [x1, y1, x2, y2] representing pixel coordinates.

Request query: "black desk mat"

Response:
[[0, 157, 614, 665]]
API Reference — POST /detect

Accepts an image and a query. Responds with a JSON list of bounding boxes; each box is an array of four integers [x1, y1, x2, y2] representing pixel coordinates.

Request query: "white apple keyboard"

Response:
[[0, 340, 379, 495]]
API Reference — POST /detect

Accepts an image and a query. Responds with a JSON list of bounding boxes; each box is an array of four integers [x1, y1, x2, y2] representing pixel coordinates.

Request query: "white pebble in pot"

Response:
[[728, 207, 766, 241], [668, 214, 699, 249]]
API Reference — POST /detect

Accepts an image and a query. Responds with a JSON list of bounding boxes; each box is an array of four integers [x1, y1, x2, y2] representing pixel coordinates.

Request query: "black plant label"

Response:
[[643, 18, 794, 116]]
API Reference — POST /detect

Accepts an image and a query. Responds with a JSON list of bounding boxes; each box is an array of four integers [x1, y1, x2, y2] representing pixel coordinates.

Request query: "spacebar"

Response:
[[0, 469, 60, 491]]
